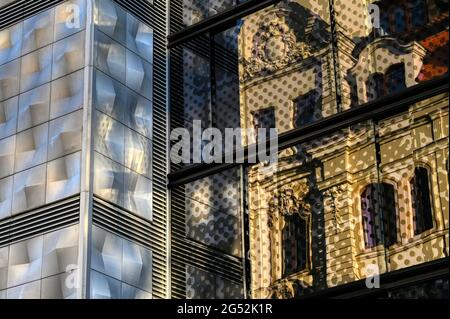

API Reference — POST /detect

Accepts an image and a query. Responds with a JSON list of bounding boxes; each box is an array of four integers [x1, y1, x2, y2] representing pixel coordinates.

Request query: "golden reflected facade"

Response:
[[170, 0, 448, 299]]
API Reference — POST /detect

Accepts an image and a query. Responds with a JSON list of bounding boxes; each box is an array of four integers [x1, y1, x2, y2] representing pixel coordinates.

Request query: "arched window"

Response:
[[361, 183, 398, 248], [410, 167, 434, 234]]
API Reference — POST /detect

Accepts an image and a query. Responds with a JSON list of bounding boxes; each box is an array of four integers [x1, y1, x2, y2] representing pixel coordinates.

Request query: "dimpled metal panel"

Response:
[[52, 31, 85, 80], [14, 123, 48, 172], [42, 224, 79, 277], [54, 0, 86, 41], [0, 97, 18, 139], [7, 236, 43, 288], [47, 110, 82, 161], [17, 83, 50, 132], [46, 153, 81, 204], [0, 23, 22, 65], [21, 9, 54, 55], [12, 164, 46, 214], [0, 176, 13, 219], [50, 70, 84, 120], [0, 135, 15, 179]]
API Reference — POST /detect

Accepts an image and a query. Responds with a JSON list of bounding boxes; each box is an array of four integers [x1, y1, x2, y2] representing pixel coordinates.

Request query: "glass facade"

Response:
[[0, 0, 448, 300], [169, 0, 449, 299]]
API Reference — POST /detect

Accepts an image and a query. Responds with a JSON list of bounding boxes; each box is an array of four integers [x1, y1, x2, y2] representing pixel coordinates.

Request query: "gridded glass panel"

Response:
[[50, 69, 84, 120], [122, 239, 152, 292], [334, 0, 449, 107], [52, 31, 85, 80], [0, 60, 20, 101], [42, 225, 79, 278], [94, 30, 126, 83], [93, 152, 124, 206], [46, 152, 81, 203], [121, 283, 152, 299], [48, 110, 82, 161], [90, 226, 153, 298], [0, 97, 18, 139], [126, 13, 153, 62], [184, 168, 242, 257], [7, 236, 43, 288], [186, 265, 244, 299], [14, 123, 48, 172], [182, 0, 238, 27], [94, 111, 125, 165], [22, 9, 55, 55], [124, 169, 152, 220], [0, 23, 22, 66], [125, 128, 151, 177], [20, 45, 52, 93], [0, 135, 15, 179], [12, 164, 46, 214], [126, 49, 153, 100], [54, 0, 87, 41], [91, 225, 123, 280], [94, 0, 127, 45], [94, 70, 126, 123], [90, 270, 121, 299], [124, 91, 152, 139], [17, 83, 50, 132]]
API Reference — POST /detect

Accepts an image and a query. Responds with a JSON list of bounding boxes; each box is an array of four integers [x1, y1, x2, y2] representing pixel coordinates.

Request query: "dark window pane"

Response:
[[393, 6, 407, 33], [385, 63, 406, 94], [252, 107, 275, 142], [283, 214, 308, 276], [361, 183, 398, 248], [295, 90, 321, 127], [411, 167, 434, 235], [412, 0, 428, 28], [366, 73, 385, 101]]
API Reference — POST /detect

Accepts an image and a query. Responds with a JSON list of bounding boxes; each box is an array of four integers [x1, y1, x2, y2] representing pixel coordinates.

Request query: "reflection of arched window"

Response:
[[283, 214, 307, 276], [410, 167, 434, 235], [366, 63, 406, 101], [252, 107, 275, 142], [366, 73, 385, 101], [294, 90, 319, 127], [268, 183, 311, 280], [385, 63, 406, 94], [411, 0, 428, 28], [393, 6, 407, 33], [361, 183, 398, 248], [378, 0, 429, 35]]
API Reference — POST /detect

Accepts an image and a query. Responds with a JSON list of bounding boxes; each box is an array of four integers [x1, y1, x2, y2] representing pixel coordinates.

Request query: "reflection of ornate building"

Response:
[[240, 0, 449, 298]]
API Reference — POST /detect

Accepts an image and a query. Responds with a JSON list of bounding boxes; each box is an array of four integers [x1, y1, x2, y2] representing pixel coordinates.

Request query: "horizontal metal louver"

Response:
[[0, 196, 80, 247], [0, 0, 64, 30]]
